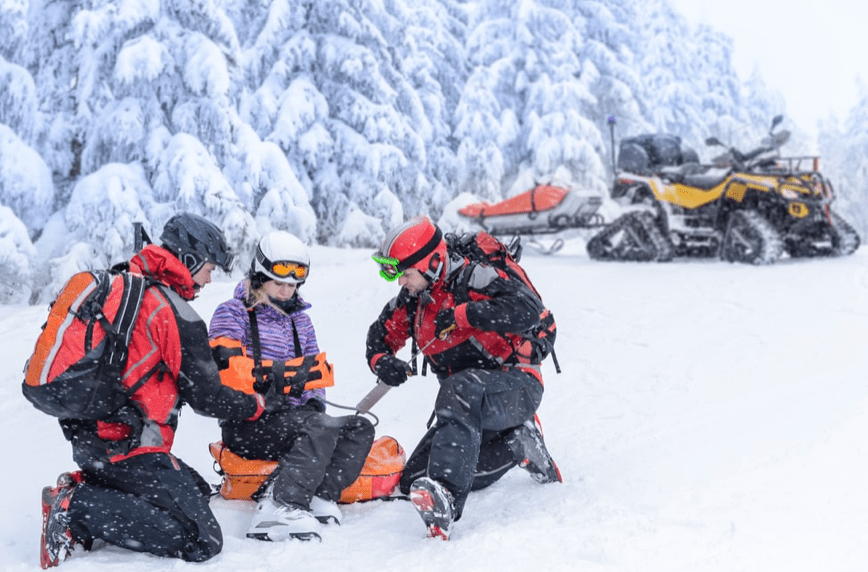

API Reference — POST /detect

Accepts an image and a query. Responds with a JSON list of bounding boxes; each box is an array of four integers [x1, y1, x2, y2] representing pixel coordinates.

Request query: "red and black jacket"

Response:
[[68, 245, 264, 464], [366, 253, 545, 383]]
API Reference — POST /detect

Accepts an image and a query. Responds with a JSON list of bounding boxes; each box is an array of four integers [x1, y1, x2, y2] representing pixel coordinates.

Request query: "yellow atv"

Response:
[[587, 115, 860, 264]]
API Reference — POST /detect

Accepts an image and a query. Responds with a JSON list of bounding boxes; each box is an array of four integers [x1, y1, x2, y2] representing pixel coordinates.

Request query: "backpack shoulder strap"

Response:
[[116, 274, 168, 396], [451, 262, 475, 306], [114, 273, 147, 344]]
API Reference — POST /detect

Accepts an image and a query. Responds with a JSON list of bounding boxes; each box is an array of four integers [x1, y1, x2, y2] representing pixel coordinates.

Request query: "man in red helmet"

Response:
[[367, 216, 561, 540]]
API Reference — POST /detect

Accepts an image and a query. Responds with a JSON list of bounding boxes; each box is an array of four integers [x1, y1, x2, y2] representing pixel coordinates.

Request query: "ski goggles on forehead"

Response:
[[372, 254, 403, 282]]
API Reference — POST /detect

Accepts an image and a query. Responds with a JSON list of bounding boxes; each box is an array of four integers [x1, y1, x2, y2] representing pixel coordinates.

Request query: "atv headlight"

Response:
[[780, 188, 801, 200], [788, 202, 809, 218]]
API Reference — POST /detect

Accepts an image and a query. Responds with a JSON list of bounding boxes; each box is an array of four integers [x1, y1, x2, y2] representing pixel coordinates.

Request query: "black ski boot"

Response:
[[409, 477, 454, 540], [506, 414, 563, 484]]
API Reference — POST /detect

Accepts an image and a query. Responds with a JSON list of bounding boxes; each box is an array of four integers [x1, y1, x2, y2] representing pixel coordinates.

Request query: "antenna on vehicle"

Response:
[[133, 222, 153, 253], [607, 115, 617, 180]]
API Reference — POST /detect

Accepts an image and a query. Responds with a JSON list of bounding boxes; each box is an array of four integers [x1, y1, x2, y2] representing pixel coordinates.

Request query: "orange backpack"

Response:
[[23, 268, 151, 419], [209, 436, 405, 503]]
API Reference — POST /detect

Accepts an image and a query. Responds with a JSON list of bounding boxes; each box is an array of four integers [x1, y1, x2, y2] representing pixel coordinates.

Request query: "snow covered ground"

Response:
[[2, 238, 867, 572]]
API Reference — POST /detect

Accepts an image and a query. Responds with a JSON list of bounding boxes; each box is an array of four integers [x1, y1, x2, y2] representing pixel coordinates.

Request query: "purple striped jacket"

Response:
[[208, 281, 324, 407]]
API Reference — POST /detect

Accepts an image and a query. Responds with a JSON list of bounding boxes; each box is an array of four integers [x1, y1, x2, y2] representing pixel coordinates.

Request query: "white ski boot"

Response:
[[247, 497, 322, 542], [310, 496, 342, 525]]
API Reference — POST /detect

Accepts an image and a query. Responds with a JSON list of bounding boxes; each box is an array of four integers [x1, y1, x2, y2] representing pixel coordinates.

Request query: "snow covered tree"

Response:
[[627, 2, 785, 156], [19, 0, 263, 295], [575, 0, 648, 179], [237, 0, 462, 247], [23, 0, 99, 195], [64, 163, 155, 264], [103, 0, 262, 252], [459, 0, 609, 199], [150, 132, 258, 260], [0, 203, 36, 304], [630, 0, 706, 143], [740, 68, 786, 140], [691, 24, 745, 146], [0, 0, 27, 63], [226, 124, 318, 243], [388, 0, 469, 219], [0, 124, 54, 234], [818, 81, 868, 239], [0, 55, 39, 145]]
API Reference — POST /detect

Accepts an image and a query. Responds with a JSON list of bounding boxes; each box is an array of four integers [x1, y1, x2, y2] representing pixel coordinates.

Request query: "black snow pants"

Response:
[[398, 367, 543, 519], [221, 407, 375, 508], [67, 452, 222, 562]]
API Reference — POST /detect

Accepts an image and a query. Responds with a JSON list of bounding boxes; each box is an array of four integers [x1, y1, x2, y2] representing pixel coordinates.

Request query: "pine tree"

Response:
[[576, 0, 648, 183], [631, 0, 706, 141], [237, 0, 459, 246], [459, 0, 608, 200], [0, 203, 36, 304], [819, 80, 868, 239], [0, 0, 27, 63], [21, 0, 260, 291]]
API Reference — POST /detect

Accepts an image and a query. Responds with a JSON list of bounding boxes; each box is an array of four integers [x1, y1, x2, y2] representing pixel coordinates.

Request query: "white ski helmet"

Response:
[[250, 231, 310, 285]]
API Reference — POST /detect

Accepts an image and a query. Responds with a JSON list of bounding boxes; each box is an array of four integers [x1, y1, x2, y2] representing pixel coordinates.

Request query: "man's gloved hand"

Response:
[[298, 399, 325, 412], [262, 382, 288, 414], [434, 308, 456, 339], [375, 355, 412, 387]]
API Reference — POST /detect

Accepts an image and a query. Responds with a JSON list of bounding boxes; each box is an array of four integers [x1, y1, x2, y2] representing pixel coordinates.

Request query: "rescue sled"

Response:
[[457, 185, 605, 254]]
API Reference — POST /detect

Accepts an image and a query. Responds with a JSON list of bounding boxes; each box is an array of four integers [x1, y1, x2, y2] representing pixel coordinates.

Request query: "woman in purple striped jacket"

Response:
[[208, 231, 374, 542]]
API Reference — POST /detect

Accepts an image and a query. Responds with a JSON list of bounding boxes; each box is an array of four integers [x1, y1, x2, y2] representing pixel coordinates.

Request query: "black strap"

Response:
[[290, 318, 302, 357], [115, 273, 147, 345], [247, 308, 268, 393], [551, 347, 561, 374], [126, 361, 168, 397], [285, 355, 318, 398], [288, 319, 307, 397], [404, 295, 425, 377], [106, 273, 151, 393], [410, 338, 418, 375]]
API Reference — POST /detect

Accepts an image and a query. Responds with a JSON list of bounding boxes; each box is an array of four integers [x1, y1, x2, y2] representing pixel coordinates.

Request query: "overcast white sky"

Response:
[[668, 0, 866, 133]]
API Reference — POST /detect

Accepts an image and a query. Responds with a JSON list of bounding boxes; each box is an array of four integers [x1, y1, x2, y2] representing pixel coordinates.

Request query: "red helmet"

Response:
[[379, 216, 447, 284]]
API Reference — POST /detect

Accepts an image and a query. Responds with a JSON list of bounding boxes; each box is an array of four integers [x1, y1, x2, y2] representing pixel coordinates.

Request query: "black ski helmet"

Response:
[[160, 213, 234, 275]]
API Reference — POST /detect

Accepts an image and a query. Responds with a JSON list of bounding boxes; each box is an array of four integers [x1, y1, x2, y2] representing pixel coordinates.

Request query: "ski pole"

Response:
[[354, 326, 454, 414]]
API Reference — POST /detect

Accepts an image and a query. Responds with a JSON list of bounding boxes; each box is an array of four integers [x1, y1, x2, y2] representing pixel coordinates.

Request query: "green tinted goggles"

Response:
[[372, 255, 403, 282]]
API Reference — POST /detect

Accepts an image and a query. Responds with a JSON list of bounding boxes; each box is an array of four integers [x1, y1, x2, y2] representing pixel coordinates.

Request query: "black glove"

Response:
[[298, 399, 325, 412], [434, 308, 456, 339], [262, 382, 288, 414], [376, 355, 412, 387]]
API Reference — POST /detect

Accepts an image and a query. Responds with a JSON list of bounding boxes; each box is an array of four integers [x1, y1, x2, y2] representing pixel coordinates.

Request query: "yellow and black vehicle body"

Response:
[[588, 116, 860, 264]]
